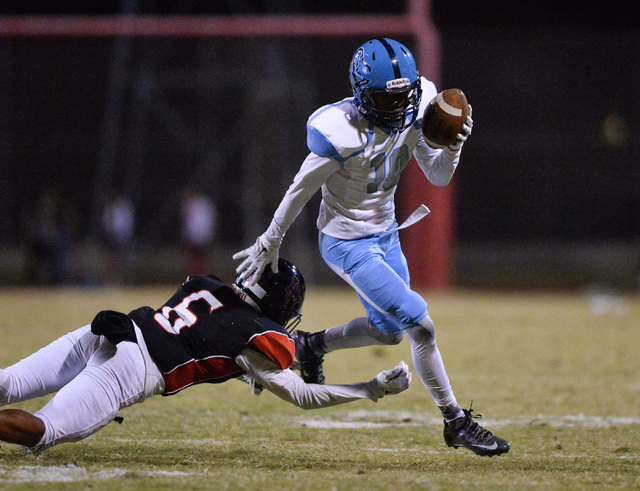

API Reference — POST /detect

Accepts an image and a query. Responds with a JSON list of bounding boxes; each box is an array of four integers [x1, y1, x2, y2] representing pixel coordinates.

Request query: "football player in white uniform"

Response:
[[234, 38, 509, 457]]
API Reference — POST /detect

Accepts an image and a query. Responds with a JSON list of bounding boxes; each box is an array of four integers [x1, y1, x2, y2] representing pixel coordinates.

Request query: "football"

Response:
[[422, 88, 469, 148]]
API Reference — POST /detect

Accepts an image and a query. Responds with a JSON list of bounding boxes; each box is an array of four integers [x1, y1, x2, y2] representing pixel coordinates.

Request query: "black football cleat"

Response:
[[443, 407, 510, 457], [294, 330, 325, 384]]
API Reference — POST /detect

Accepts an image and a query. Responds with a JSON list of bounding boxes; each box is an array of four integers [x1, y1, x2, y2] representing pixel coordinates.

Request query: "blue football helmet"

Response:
[[349, 38, 422, 132]]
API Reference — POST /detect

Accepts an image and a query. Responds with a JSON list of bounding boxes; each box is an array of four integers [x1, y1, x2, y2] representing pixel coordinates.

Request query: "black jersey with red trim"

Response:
[[128, 275, 295, 395]]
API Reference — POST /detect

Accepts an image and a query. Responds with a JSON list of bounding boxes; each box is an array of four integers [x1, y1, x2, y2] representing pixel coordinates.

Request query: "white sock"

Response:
[[323, 317, 400, 352], [405, 320, 463, 420]]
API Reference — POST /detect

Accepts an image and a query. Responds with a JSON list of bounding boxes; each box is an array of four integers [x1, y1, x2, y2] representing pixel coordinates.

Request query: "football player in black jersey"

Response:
[[0, 259, 411, 454]]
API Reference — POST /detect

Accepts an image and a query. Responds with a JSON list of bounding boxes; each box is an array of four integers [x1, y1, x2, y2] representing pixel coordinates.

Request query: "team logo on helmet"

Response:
[[350, 47, 370, 91], [284, 275, 302, 313]]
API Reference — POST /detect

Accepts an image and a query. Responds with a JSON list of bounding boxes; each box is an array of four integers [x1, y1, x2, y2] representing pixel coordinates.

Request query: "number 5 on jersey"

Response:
[[154, 290, 223, 334]]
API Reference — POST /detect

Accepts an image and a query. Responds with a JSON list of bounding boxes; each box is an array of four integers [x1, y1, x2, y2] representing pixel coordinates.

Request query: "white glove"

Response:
[[372, 361, 412, 398], [232, 234, 281, 286], [448, 104, 473, 151]]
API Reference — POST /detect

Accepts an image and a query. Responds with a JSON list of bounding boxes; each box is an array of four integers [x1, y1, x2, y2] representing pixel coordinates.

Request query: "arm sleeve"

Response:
[[235, 349, 384, 410], [261, 153, 340, 245], [413, 136, 461, 187]]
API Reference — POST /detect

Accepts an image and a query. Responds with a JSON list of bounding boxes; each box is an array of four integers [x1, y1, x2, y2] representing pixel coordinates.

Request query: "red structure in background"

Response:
[[400, 0, 450, 289], [0, 0, 453, 289]]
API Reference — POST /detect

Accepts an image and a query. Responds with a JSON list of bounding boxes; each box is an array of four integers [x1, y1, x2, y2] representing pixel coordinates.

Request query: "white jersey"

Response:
[[264, 77, 461, 242]]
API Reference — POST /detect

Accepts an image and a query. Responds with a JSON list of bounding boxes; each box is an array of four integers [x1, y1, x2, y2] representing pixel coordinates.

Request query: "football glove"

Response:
[[372, 361, 412, 397], [233, 234, 281, 286], [448, 105, 473, 151]]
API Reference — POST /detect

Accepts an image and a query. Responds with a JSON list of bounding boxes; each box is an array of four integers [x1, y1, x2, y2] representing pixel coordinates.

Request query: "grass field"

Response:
[[1, 286, 639, 489]]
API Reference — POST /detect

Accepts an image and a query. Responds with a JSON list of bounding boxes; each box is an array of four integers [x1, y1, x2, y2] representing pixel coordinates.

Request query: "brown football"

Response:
[[422, 88, 469, 148]]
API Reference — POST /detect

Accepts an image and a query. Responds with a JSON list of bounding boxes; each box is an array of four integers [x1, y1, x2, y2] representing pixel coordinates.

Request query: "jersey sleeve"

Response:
[[307, 124, 342, 161], [413, 139, 460, 186], [247, 330, 295, 370], [262, 99, 371, 244], [262, 152, 340, 243], [306, 98, 371, 165], [234, 349, 383, 409], [413, 76, 462, 186]]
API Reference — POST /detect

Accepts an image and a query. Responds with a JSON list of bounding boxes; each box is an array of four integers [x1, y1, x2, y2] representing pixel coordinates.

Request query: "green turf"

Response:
[[1, 286, 639, 489]]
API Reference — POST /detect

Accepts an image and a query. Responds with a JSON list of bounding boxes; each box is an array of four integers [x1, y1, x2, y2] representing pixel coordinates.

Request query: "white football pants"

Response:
[[0, 324, 163, 453]]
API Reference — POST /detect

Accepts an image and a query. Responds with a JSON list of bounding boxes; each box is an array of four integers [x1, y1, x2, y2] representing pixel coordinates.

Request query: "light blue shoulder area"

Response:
[[306, 99, 369, 167], [307, 125, 343, 162]]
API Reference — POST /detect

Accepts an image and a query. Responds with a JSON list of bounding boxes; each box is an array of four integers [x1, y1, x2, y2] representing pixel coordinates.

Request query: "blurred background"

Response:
[[0, 1, 638, 290]]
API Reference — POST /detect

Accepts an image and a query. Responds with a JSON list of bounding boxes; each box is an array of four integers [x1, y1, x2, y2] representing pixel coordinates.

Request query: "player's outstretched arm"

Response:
[[232, 153, 339, 286], [235, 349, 411, 410]]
